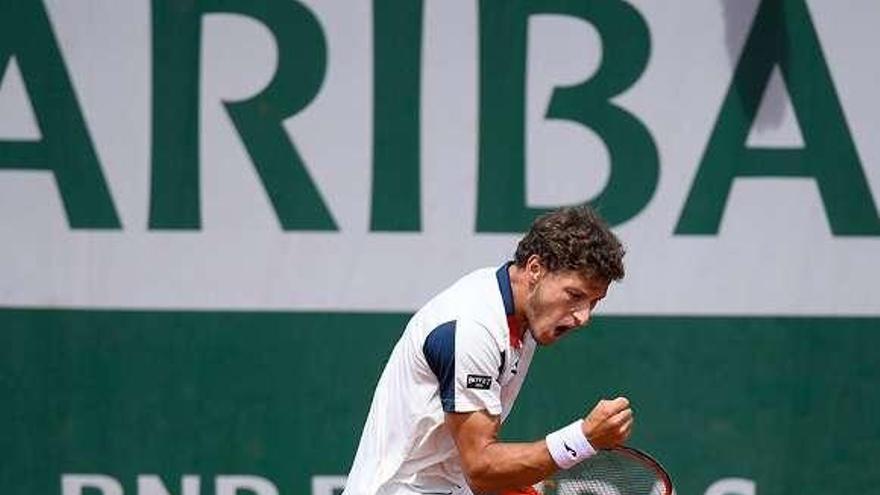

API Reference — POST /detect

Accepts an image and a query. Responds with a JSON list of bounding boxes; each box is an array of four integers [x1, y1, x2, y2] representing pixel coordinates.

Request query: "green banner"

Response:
[[3, 309, 878, 494]]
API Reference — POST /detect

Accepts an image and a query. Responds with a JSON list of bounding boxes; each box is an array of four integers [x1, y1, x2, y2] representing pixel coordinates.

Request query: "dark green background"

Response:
[[2, 309, 878, 495]]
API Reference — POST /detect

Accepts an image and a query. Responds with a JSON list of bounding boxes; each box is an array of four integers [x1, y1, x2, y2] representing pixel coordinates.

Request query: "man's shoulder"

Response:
[[410, 265, 508, 343], [428, 266, 501, 314], [448, 265, 503, 297]]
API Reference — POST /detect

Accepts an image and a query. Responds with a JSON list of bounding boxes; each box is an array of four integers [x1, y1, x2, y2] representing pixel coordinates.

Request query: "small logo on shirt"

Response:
[[466, 374, 492, 390]]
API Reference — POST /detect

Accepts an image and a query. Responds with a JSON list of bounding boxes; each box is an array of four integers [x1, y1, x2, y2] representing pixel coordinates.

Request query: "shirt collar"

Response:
[[495, 262, 523, 349]]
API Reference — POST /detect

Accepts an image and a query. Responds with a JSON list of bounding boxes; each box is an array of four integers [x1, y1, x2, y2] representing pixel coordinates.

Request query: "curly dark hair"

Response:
[[514, 206, 625, 281]]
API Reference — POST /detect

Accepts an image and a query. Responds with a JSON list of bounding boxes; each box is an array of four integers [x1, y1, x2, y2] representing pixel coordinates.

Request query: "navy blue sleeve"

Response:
[[423, 321, 456, 412]]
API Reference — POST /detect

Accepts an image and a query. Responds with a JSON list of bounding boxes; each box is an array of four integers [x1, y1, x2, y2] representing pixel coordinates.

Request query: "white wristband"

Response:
[[545, 420, 596, 469]]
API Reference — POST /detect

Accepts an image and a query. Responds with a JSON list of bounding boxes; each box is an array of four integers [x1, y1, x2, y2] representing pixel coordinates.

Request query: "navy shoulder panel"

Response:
[[423, 320, 457, 412]]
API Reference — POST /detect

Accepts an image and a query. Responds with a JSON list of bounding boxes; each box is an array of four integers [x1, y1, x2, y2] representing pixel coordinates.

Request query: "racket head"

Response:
[[543, 446, 674, 495]]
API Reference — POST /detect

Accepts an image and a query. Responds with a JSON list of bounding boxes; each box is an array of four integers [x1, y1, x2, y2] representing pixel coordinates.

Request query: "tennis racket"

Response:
[[543, 446, 674, 495]]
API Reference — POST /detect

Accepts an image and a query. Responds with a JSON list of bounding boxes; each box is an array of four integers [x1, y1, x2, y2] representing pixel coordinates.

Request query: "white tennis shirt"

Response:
[[342, 264, 537, 495]]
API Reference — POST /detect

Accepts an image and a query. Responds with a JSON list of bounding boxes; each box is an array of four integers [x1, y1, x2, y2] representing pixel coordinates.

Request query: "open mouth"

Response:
[[553, 325, 569, 337]]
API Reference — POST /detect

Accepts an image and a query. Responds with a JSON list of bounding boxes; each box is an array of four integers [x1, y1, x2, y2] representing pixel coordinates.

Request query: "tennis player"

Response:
[[342, 206, 633, 495]]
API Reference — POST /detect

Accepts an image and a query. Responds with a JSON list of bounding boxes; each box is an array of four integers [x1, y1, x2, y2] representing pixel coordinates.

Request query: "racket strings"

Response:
[[546, 450, 663, 495]]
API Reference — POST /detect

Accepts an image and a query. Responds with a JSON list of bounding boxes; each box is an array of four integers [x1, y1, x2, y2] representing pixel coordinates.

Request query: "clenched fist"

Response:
[[581, 397, 633, 449]]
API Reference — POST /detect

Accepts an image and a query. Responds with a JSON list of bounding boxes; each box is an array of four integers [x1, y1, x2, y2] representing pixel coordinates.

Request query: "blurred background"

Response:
[[2, 1, 879, 494]]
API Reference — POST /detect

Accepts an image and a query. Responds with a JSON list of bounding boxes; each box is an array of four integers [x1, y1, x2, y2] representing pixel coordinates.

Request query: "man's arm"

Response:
[[445, 409, 554, 493], [446, 397, 633, 494]]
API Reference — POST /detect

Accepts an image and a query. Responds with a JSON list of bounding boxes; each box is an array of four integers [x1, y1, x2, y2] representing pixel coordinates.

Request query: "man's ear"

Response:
[[526, 255, 544, 283]]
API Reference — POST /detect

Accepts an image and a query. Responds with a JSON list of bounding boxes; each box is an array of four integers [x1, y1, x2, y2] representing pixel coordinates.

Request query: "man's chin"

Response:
[[533, 329, 561, 346]]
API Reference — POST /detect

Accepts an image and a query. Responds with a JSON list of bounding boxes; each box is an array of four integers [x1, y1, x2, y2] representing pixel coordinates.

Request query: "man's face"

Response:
[[524, 268, 609, 346]]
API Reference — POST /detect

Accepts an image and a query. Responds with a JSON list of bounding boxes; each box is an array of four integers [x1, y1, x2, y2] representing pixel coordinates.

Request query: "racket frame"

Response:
[[543, 445, 675, 495], [612, 446, 674, 495]]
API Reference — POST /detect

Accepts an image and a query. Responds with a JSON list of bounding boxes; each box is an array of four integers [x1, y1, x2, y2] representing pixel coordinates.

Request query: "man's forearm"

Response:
[[448, 399, 633, 493], [461, 440, 557, 493]]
